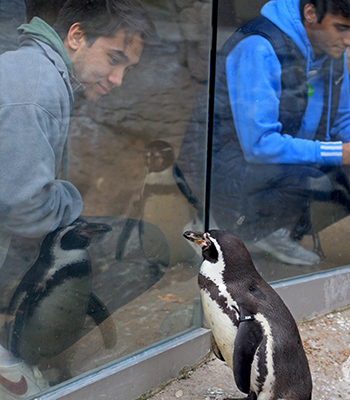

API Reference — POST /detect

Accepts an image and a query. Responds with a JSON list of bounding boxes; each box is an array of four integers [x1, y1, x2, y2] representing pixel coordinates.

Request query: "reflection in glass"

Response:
[[0, 0, 212, 397], [66, 0, 212, 385], [211, 0, 350, 284]]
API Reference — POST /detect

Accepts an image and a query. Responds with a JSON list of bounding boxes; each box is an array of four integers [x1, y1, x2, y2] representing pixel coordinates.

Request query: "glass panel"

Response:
[[211, 0, 350, 283], [0, 0, 211, 396]]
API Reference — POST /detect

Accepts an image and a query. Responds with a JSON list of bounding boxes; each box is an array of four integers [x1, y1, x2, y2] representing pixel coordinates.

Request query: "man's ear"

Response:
[[65, 23, 85, 51], [303, 3, 318, 25]]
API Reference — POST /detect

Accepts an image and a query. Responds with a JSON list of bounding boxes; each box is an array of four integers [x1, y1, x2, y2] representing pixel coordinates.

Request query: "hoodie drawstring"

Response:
[[306, 45, 333, 141], [306, 46, 310, 78], [326, 59, 334, 141]]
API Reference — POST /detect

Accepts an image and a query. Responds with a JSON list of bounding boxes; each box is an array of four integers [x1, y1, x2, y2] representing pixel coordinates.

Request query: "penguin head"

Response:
[[42, 219, 112, 255], [145, 140, 175, 173], [183, 230, 219, 263], [183, 230, 256, 275], [59, 219, 112, 250]]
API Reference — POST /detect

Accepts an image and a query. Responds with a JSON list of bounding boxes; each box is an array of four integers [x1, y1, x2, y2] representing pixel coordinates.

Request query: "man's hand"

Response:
[[342, 143, 350, 165]]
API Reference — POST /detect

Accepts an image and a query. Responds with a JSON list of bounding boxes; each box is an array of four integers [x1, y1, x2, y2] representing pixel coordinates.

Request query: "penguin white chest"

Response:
[[201, 289, 237, 369]]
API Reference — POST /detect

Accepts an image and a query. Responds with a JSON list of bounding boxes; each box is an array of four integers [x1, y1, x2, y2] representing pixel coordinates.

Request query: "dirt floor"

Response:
[[146, 307, 350, 400]]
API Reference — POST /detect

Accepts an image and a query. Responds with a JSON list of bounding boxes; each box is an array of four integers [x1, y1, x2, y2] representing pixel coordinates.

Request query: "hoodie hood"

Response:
[[261, 0, 327, 70], [17, 17, 73, 74]]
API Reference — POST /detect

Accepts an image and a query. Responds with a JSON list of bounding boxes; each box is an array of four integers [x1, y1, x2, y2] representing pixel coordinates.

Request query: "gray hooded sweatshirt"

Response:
[[0, 17, 83, 265]]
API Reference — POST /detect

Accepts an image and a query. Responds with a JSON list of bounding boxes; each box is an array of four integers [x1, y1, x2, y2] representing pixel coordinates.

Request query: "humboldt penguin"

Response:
[[183, 229, 312, 400], [115, 139, 193, 265], [4, 219, 116, 367]]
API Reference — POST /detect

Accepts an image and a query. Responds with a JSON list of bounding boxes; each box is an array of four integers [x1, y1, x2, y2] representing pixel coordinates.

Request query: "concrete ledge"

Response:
[[38, 328, 211, 400], [272, 266, 350, 321]]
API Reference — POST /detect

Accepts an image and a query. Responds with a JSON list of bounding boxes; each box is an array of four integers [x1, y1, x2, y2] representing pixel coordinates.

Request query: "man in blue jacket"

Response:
[[211, 0, 350, 265], [0, 0, 156, 397]]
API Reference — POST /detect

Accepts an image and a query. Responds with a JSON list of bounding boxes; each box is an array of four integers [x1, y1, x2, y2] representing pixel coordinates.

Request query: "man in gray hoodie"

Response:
[[0, 0, 156, 398], [0, 0, 156, 263]]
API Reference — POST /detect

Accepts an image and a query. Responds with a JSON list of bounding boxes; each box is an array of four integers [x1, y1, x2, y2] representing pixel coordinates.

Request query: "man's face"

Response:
[[70, 30, 143, 101], [306, 12, 350, 58]]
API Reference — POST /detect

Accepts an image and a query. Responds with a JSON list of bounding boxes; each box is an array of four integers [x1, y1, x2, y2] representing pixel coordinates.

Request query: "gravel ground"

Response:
[[146, 307, 350, 400]]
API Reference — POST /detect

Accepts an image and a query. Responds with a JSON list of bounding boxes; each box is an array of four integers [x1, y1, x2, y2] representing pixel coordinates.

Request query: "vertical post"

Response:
[[204, 0, 219, 232]]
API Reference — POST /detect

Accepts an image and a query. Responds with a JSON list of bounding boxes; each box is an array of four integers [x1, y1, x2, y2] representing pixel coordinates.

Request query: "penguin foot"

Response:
[[222, 398, 248, 400], [223, 391, 257, 400]]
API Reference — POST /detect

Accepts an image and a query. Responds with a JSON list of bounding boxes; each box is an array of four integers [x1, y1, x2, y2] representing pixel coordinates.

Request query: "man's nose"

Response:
[[108, 67, 125, 87], [343, 32, 350, 47]]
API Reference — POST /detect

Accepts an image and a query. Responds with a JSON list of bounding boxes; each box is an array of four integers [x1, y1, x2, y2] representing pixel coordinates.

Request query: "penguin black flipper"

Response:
[[87, 292, 117, 349], [232, 318, 263, 395]]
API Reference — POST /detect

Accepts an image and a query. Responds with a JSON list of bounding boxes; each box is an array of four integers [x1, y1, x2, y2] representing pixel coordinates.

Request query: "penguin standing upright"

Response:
[[115, 140, 197, 265], [183, 230, 312, 400], [115, 139, 176, 261], [142, 140, 198, 264], [4, 219, 116, 368]]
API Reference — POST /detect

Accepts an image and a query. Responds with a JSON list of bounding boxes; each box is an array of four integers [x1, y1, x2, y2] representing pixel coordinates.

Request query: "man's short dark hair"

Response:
[[300, 0, 350, 22], [53, 0, 157, 46]]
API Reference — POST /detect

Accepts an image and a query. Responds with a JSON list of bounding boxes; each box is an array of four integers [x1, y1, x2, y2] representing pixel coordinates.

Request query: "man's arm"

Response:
[[329, 57, 350, 151], [342, 142, 350, 164], [226, 35, 343, 166], [0, 104, 83, 238]]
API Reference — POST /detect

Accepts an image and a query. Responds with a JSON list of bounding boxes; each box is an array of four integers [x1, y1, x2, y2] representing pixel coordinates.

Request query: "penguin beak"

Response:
[[183, 231, 211, 249]]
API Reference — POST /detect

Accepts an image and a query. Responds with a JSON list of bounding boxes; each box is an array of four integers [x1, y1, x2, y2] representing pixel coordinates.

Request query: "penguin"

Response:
[[115, 139, 196, 265], [141, 140, 198, 264], [115, 140, 175, 261], [183, 230, 312, 400], [4, 219, 116, 368]]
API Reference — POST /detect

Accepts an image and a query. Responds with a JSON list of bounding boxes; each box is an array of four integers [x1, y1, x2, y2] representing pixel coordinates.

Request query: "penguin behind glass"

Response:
[[142, 140, 198, 264], [183, 230, 312, 400], [4, 219, 116, 367], [115, 139, 175, 257]]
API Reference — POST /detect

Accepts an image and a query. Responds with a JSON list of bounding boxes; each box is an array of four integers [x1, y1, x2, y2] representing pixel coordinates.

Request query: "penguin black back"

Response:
[[184, 229, 312, 400], [5, 219, 115, 365]]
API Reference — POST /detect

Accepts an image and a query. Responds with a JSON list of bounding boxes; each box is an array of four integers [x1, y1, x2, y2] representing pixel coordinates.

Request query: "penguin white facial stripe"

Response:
[[200, 236, 239, 312], [253, 313, 275, 397], [38, 244, 87, 290]]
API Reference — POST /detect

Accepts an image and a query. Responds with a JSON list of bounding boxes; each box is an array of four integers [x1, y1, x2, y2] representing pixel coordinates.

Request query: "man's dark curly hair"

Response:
[[53, 0, 157, 46], [300, 0, 350, 22]]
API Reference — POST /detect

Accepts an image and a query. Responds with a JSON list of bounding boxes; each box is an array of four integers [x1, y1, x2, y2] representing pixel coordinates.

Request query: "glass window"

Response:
[[0, 0, 211, 397], [2, 0, 350, 398], [211, 0, 350, 283]]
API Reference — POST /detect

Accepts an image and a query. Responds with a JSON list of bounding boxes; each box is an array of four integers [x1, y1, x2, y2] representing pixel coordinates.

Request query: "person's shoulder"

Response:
[[3, 40, 66, 80], [228, 35, 278, 61], [0, 41, 70, 110]]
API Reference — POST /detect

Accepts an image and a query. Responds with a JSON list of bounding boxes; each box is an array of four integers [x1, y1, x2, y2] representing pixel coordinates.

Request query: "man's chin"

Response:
[[76, 89, 103, 102], [329, 48, 346, 59]]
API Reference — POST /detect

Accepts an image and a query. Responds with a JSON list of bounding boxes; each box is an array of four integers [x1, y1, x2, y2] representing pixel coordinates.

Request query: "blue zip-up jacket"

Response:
[[222, 0, 350, 166], [0, 18, 83, 244]]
